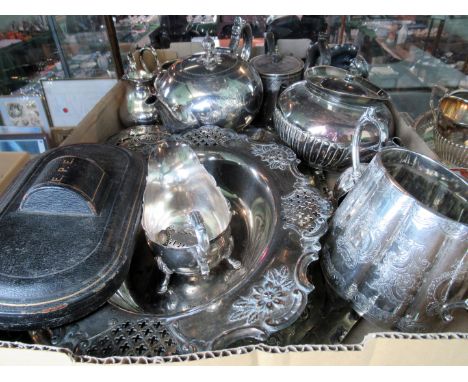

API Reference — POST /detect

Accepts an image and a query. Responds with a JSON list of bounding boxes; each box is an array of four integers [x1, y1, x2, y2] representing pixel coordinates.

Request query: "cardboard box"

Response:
[[1, 82, 466, 365], [0, 151, 30, 196]]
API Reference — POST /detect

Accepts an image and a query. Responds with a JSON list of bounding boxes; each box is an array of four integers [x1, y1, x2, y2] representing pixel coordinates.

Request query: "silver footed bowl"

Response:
[[110, 126, 332, 351]]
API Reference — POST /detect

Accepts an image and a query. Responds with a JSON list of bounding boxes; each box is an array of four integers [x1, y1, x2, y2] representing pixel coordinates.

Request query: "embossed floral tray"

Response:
[[105, 126, 332, 352]]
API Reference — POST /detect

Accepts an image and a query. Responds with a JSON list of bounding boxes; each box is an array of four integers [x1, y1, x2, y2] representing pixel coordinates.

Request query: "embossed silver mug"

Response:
[[322, 147, 468, 331]]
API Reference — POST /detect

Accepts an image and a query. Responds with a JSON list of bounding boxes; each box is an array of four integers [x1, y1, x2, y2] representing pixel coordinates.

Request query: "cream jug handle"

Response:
[[229, 16, 253, 61]]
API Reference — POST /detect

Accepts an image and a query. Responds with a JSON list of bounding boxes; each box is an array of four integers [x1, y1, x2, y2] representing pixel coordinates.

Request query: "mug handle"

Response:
[[333, 107, 388, 203], [430, 84, 448, 125], [188, 210, 210, 276], [351, 107, 388, 180], [440, 298, 468, 323], [229, 16, 253, 61]]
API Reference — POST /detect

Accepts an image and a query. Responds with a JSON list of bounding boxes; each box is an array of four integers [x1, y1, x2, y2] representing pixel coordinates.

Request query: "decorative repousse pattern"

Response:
[[250, 143, 299, 170], [229, 266, 295, 324]]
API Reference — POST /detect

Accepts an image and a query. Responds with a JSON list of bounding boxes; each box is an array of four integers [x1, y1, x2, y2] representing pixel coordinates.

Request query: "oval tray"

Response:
[[108, 126, 332, 351]]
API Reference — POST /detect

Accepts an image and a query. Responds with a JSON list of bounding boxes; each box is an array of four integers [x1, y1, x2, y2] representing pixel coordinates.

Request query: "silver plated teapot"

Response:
[[153, 17, 263, 132], [274, 65, 395, 170]]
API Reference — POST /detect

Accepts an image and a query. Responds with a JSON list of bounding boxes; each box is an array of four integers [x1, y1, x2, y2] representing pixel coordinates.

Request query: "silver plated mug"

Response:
[[322, 147, 468, 331]]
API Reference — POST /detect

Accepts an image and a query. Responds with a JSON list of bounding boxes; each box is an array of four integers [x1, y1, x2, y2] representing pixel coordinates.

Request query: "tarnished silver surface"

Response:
[[153, 21, 263, 132], [322, 147, 468, 332], [142, 141, 236, 292], [110, 126, 332, 351], [274, 65, 394, 170], [119, 71, 160, 127], [250, 32, 303, 127], [106, 125, 170, 156]]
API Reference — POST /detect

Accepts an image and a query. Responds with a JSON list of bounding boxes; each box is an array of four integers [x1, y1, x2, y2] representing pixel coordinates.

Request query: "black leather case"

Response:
[[0, 144, 146, 330]]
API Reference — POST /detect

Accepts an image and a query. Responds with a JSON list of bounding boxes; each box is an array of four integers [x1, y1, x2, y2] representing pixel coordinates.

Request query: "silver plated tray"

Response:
[[107, 125, 170, 156], [109, 126, 332, 352]]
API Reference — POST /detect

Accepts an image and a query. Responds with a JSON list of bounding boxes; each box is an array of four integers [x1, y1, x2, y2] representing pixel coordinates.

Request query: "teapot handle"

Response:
[[187, 210, 210, 276], [430, 84, 448, 125], [351, 107, 387, 179], [229, 16, 253, 61]]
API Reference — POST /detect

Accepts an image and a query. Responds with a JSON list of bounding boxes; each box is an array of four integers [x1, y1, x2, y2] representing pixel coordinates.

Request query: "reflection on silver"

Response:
[[110, 126, 331, 351], [322, 147, 468, 332], [274, 65, 394, 170]]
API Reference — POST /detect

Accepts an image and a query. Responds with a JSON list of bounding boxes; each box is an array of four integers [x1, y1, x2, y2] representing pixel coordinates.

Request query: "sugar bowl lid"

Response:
[[250, 52, 304, 78], [305, 65, 389, 102], [0, 144, 146, 330], [250, 32, 303, 78]]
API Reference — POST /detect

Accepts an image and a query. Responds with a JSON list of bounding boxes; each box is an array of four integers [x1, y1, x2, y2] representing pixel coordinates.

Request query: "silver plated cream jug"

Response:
[[142, 140, 239, 293], [322, 147, 468, 332]]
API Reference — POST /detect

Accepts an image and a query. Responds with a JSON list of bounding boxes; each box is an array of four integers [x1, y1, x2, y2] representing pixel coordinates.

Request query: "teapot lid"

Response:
[[172, 35, 241, 78], [305, 65, 389, 102], [250, 53, 304, 78]]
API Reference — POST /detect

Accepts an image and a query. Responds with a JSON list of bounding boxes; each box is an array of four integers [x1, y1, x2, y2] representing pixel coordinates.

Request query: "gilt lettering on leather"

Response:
[[20, 155, 108, 216]]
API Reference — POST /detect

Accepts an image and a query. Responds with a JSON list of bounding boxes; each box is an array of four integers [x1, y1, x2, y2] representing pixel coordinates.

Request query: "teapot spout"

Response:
[[145, 94, 198, 133]]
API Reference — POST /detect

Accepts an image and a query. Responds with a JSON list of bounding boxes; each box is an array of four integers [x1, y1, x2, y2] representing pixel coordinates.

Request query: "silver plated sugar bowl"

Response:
[[431, 85, 468, 168], [274, 65, 395, 170], [250, 31, 304, 127], [322, 147, 468, 332], [152, 17, 263, 132], [142, 140, 240, 293]]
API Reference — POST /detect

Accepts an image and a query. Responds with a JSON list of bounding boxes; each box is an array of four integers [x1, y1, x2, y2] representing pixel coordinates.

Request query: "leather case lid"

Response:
[[0, 144, 146, 330]]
